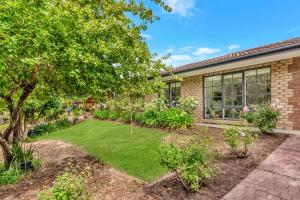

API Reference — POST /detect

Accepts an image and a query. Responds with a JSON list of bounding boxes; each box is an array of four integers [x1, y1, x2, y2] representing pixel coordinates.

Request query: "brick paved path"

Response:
[[222, 136, 300, 200]]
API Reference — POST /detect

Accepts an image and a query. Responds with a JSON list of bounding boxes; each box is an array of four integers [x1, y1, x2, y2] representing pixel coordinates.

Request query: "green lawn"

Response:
[[37, 119, 168, 181]]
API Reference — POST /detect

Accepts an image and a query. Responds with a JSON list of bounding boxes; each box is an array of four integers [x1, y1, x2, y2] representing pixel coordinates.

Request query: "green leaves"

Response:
[[223, 126, 258, 158], [0, 0, 167, 107], [158, 139, 216, 191]]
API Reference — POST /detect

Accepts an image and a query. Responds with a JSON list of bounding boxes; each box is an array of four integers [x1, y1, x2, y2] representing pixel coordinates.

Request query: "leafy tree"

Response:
[[0, 0, 169, 167]]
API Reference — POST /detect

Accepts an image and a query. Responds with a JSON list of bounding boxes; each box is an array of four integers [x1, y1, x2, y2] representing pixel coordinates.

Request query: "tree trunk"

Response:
[[1, 84, 36, 167], [0, 139, 13, 168]]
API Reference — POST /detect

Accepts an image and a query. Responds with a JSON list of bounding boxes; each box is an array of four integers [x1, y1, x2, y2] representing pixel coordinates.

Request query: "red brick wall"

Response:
[[288, 57, 300, 130]]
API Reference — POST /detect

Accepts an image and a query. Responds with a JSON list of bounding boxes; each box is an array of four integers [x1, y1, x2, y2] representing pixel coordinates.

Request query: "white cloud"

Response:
[[141, 34, 152, 39], [165, 0, 196, 17], [164, 54, 193, 66], [193, 47, 220, 56], [228, 44, 240, 50], [170, 54, 193, 61]]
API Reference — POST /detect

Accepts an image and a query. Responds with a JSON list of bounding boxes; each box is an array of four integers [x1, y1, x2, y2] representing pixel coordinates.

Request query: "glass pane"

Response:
[[232, 73, 242, 84], [213, 86, 222, 97], [232, 108, 242, 119], [246, 82, 256, 96], [175, 85, 181, 98], [213, 98, 222, 107], [205, 108, 222, 119], [223, 74, 232, 85], [233, 82, 243, 96], [170, 82, 176, 88], [214, 108, 222, 118], [205, 108, 212, 119], [164, 86, 169, 100], [205, 77, 213, 87], [224, 95, 233, 106], [246, 96, 257, 106], [263, 95, 271, 103], [224, 84, 232, 96], [233, 95, 243, 106], [205, 87, 212, 97], [257, 68, 270, 82], [224, 108, 233, 118], [213, 75, 222, 86], [245, 69, 256, 83], [205, 98, 213, 108]]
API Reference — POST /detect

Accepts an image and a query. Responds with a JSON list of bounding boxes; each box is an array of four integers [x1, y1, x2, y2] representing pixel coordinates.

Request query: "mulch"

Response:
[[0, 127, 289, 200], [140, 128, 289, 200]]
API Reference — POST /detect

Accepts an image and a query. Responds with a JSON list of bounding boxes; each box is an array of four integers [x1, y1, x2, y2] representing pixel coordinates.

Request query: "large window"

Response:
[[204, 67, 271, 119], [164, 82, 181, 107]]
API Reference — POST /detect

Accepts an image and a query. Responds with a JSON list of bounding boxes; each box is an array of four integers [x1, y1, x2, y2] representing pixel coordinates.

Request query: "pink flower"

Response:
[[243, 106, 249, 113]]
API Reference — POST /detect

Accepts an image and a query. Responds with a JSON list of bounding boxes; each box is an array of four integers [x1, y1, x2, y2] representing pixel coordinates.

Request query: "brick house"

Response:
[[148, 37, 300, 132]]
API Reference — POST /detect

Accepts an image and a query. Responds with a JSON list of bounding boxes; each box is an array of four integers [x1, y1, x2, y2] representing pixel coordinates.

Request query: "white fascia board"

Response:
[[163, 48, 300, 81]]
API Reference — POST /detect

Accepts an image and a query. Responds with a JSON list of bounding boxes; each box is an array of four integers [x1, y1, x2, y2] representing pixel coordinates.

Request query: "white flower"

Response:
[[239, 131, 245, 137]]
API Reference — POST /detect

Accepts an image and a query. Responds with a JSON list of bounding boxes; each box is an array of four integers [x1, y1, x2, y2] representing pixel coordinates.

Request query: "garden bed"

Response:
[[141, 127, 288, 200], [0, 124, 288, 199], [0, 140, 145, 200]]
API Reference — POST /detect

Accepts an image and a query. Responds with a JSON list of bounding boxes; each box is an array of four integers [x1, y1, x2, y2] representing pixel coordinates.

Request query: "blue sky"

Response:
[[141, 0, 300, 67]]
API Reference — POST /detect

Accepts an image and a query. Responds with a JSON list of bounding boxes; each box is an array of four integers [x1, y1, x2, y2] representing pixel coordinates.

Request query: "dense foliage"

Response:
[[243, 105, 280, 134], [137, 108, 194, 130], [28, 118, 71, 138], [93, 97, 197, 131], [223, 126, 258, 158], [0, 143, 41, 185], [38, 171, 90, 200], [0, 0, 169, 167], [158, 136, 216, 191]]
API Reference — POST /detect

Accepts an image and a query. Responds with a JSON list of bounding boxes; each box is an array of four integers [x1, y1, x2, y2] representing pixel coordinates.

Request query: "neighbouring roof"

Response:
[[163, 37, 300, 76]]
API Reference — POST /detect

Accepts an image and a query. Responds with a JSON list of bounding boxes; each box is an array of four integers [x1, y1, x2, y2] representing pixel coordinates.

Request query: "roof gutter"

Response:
[[162, 43, 300, 77]]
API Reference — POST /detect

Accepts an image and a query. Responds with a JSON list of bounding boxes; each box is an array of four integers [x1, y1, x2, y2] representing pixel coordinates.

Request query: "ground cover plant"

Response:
[[38, 171, 90, 200], [37, 119, 168, 181]]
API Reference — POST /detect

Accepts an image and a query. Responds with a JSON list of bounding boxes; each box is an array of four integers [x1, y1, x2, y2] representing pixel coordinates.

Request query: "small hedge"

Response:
[[28, 118, 71, 138], [93, 108, 194, 131]]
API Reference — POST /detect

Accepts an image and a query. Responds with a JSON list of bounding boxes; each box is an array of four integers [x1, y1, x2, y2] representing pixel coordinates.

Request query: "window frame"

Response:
[[164, 81, 181, 107], [203, 66, 271, 120]]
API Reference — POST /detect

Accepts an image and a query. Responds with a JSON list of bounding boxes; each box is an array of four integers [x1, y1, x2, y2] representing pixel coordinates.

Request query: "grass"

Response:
[[37, 119, 168, 181]]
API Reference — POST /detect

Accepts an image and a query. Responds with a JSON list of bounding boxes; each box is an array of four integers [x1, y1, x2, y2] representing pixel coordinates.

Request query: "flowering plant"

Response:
[[223, 126, 258, 158]]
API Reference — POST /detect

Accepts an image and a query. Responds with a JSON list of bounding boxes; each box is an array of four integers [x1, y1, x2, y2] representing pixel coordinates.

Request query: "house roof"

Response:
[[163, 37, 300, 76]]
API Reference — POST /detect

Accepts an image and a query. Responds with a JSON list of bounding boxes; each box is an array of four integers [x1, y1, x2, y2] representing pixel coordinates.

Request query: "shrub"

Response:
[[223, 126, 258, 158], [158, 137, 216, 191], [243, 105, 280, 134], [178, 97, 198, 115], [73, 109, 84, 117], [11, 143, 42, 171], [109, 111, 120, 121], [0, 165, 23, 185], [163, 108, 194, 130], [137, 108, 194, 130], [140, 109, 159, 127], [0, 143, 42, 186], [93, 110, 110, 120], [28, 118, 71, 137], [38, 171, 90, 200], [146, 97, 167, 112]]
